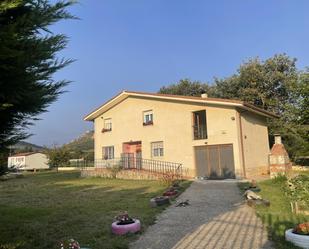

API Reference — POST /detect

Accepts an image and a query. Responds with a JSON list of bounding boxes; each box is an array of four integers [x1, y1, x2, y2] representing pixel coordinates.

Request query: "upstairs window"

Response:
[[143, 110, 153, 126], [151, 141, 164, 157], [103, 146, 114, 159], [193, 110, 207, 140], [102, 118, 112, 132]]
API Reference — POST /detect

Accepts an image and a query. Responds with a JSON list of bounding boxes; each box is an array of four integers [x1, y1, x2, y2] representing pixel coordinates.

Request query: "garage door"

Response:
[[194, 144, 235, 179]]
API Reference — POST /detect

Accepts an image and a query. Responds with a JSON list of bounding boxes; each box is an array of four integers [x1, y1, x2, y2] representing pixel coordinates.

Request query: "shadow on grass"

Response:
[[0, 171, 172, 249], [238, 178, 309, 249]]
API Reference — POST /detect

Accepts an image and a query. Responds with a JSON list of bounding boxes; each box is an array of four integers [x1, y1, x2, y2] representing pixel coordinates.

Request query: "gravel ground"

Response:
[[130, 180, 273, 249]]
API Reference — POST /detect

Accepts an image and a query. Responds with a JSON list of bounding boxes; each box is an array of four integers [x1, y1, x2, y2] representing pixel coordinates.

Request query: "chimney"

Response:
[[201, 93, 208, 98], [274, 134, 282, 144]]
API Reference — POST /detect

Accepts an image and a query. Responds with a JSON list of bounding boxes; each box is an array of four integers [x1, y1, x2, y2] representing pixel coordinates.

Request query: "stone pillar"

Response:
[[269, 134, 292, 178]]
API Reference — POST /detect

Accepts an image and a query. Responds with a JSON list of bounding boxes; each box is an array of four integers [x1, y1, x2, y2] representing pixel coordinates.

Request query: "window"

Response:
[[103, 146, 114, 159], [102, 118, 112, 132], [193, 110, 207, 140], [143, 110, 153, 125], [151, 141, 164, 157]]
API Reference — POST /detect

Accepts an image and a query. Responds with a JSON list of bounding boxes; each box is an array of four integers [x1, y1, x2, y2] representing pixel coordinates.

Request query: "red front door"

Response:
[[122, 141, 142, 169]]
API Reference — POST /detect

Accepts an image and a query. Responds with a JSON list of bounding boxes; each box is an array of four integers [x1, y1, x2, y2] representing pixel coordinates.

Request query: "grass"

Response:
[[0, 171, 191, 249], [239, 171, 309, 249]]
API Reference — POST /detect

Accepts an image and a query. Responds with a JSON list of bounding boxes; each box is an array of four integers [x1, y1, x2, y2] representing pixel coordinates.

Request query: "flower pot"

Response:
[[163, 190, 178, 197], [111, 219, 141, 235], [285, 228, 309, 248], [150, 196, 170, 207]]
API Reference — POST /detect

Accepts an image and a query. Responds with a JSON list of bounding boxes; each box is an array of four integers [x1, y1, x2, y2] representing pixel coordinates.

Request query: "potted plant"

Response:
[[60, 239, 80, 249], [143, 120, 153, 126], [163, 187, 179, 197], [285, 222, 309, 248], [111, 211, 141, 235], [101, 128, 111, 133]]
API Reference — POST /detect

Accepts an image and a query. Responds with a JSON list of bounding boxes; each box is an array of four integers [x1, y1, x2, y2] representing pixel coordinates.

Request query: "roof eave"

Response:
[[84, 91, 279, 121], [242, 103, 279, 118], [83, 91, 128, 121]]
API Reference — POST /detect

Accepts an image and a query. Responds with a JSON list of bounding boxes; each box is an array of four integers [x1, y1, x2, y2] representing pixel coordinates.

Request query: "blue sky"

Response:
[[27, 0, 309, 146]]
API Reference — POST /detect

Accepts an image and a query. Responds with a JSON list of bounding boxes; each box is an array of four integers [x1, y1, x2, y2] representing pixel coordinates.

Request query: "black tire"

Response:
[[150, 196, 170, 207]]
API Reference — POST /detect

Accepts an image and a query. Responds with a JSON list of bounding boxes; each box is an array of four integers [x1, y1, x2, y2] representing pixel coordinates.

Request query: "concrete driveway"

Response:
[[130, 180, 273, 249]]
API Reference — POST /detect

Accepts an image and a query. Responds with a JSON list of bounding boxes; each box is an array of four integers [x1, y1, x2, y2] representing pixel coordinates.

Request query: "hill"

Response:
[[10, 141, 44, 152], [64, 130, 94, 152]]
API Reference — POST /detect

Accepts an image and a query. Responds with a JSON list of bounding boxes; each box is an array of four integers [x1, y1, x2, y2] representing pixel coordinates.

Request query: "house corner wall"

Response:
[[240, 111, 270, 178], [26, 154, 49, 170]]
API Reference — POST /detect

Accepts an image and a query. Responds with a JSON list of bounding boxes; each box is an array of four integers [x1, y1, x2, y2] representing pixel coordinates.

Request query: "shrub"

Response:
[[108, 164, 123, 179], [271, 173, 288, 184], [160, 170, 181, 185], [285, 174, 309, 206]]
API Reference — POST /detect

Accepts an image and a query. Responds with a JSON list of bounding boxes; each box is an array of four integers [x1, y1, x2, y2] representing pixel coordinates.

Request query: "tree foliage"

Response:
[[46, 146, 70, 168], [158, 79, 213, 96], [212, 55, 308, 158], [0, 0, 75, 152], [212, 55, 299, 115]]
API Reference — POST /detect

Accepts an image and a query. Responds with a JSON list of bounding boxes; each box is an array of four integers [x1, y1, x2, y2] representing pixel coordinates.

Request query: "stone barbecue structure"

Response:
[[269, 134, 292, 178]]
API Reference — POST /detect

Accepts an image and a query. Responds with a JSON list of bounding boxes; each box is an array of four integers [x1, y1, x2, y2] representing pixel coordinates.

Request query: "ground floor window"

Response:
[[103, 146, 114, 159], [151, 141, 164, 157]]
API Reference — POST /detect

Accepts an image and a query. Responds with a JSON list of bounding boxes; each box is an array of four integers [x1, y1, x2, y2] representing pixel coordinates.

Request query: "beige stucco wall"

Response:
[[240, 111, 270, 177], [25, 153, 49, 170], [93, 96, 243, 177]]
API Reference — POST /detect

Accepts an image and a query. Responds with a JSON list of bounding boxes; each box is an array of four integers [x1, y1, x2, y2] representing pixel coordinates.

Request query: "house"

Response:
[[8, 152, 49, 170], [84, 91, 278, 179]]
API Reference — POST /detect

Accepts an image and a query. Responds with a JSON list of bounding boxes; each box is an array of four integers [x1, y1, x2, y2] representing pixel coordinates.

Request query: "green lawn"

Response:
[[0, 171, 190, 249], [239, 171, 309, 249]]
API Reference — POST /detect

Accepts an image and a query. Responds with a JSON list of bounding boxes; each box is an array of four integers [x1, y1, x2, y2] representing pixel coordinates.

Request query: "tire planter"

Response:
[[285, 229, 309, 249], [111, 219, 141, 235], [163, 190, 178, 197], [150, 196, 170, 207]]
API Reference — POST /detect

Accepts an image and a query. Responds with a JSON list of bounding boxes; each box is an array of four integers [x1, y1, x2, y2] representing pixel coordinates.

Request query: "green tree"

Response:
[[212, 54, 308, 158], [158, 79, 213, 97], [46, 146, 70, 168], [0, 0, 76, 152]]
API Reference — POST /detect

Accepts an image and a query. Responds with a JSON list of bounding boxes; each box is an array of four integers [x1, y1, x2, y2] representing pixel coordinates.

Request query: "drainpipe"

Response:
[[237, 111, 246, 178]]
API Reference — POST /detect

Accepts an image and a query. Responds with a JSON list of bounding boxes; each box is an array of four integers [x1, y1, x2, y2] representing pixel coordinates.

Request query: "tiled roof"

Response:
[[10, 152, 44, 157]]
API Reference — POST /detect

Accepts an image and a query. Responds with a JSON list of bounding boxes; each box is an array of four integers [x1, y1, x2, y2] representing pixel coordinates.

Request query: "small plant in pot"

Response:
[[172, 180, 181, 188], [163, 187, 179, 197], [285, 222, 309, 248], [294, 223, 309, 235], [115, 211, 135, 225], [60, 239, 80, 249], [111, 211, 141, 235]]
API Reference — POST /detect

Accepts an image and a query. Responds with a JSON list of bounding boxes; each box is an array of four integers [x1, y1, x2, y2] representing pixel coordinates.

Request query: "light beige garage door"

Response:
[[194, 144, 235, 179]]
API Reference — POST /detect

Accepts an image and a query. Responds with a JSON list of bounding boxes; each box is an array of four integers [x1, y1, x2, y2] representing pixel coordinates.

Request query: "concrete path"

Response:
[[130, 180, 273, 249]]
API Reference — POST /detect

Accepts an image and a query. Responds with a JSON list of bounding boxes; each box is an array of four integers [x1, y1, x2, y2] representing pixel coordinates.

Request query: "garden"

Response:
[[0, 171, 190, 249], [240, 171, 309, 249]]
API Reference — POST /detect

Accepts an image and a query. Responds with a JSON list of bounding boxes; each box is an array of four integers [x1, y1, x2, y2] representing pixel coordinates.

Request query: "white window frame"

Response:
[[143, 110, 153, 124], [151, 141, 164, 157], [103, 146, 114, 159], [104, 118, 112, 131]]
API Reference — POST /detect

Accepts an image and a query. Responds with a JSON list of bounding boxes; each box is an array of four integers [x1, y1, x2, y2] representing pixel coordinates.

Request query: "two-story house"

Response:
[[84, 91, 278, 179]]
